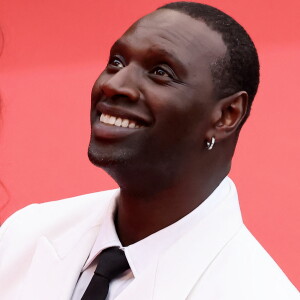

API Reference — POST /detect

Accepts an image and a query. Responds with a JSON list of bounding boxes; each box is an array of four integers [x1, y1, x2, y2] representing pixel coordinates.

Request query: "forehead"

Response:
[[116, 9, 226, 73]]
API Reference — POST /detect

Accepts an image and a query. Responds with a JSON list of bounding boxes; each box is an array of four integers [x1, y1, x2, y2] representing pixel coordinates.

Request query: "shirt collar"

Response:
[[82, 199, 121, 270]]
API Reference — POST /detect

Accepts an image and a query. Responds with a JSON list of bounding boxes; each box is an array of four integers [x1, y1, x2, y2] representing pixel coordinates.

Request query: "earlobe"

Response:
[[208, 91, 248, 141]]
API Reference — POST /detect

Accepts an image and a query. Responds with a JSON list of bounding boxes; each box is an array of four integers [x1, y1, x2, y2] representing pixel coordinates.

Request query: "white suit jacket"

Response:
[[0, 179, 299, 300]]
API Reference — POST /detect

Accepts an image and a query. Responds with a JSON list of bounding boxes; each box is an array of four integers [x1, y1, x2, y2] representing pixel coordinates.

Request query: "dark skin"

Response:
[[88, 9, 248, 246]]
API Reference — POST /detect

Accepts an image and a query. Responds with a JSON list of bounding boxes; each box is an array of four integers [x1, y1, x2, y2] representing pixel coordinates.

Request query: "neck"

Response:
[[112, 159, 230, 246]]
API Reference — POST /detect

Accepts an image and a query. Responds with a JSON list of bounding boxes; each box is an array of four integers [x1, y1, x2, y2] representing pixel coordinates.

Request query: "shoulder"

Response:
[[193, 225, 299, 299], [225, 226, 293, 279], [0, 189, 118, 247]]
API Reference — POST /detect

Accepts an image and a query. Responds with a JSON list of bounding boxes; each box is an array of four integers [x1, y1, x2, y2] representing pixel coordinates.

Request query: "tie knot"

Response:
[[94, 247, 130, 281]]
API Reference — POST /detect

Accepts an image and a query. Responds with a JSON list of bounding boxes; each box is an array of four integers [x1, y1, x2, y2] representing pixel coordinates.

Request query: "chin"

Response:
[[88, 139, 134, 169]]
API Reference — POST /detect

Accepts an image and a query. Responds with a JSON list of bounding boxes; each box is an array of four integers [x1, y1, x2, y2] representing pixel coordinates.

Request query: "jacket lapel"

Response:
[[20, 227, 99, 300], [153, 191, 243, 300], [20, 190, 119, 300]]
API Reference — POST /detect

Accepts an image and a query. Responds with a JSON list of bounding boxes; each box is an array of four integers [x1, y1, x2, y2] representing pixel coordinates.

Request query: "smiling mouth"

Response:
[[100, 113, 144, 129]]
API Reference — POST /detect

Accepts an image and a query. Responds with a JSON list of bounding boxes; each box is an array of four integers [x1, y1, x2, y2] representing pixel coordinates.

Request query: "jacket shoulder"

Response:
[[189, 225, 299, 299], [0, 189, 118, 249]]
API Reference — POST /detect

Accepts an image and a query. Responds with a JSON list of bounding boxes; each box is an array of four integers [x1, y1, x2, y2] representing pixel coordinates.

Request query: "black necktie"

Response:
[[81, 247, 130, 300]]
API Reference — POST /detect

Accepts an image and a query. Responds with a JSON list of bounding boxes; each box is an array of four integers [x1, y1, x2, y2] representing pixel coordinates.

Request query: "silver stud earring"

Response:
[[206, 137, 215, 150]]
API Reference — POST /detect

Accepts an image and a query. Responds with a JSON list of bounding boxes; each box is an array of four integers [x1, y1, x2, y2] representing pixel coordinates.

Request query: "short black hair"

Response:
[[158, 2, 260, 125]]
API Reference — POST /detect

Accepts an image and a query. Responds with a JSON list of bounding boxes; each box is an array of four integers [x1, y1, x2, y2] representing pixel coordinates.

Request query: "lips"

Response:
[[96, 102, 152, 126], [92, 102, 151, 140]]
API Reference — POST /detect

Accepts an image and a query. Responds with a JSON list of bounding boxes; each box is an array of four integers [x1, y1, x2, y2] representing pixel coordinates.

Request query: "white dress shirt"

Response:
[[72, 177, 230, 300]]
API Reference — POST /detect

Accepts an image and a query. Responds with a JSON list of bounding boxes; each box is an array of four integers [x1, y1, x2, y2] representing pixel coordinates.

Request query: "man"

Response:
[[0, 2, 298, 299]]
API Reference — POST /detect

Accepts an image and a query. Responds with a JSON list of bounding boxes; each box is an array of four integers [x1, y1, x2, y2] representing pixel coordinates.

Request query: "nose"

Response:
[[100, 65, 140, 102]]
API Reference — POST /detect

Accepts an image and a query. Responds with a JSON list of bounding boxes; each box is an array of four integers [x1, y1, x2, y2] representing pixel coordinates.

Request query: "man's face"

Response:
[[88, 9, 226, 173]]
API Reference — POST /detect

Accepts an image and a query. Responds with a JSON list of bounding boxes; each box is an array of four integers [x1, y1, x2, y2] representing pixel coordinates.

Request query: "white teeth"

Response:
[[100, 113, 141, 129], [128, 122, 135, 129], [121, 119, 129, 127], [109, 116, 116, 125], [104, 114, 110, 123], [115, 118, 122, 127]]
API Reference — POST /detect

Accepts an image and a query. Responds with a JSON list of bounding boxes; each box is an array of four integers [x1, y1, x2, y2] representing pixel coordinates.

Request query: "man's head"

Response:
[[88, 2, 259, 190]]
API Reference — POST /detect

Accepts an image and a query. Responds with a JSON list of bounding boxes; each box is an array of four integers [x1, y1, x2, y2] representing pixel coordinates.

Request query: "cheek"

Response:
[[152, 99, 205, 141], [148, 88, 208, 124], [149, 87, 213, 146]]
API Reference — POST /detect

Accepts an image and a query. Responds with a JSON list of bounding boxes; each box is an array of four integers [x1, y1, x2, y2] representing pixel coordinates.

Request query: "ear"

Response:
[[207, 91, 248, 141]]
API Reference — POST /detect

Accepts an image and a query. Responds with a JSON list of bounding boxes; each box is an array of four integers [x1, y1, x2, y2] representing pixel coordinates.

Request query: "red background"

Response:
[[0, 0, 299, 289]]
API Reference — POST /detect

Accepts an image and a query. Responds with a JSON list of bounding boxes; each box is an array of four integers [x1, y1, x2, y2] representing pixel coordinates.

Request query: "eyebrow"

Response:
[[110, 39, 187, 77]]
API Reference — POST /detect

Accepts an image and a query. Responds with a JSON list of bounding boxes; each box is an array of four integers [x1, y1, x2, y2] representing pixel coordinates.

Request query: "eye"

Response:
[[150, 66, 175, 79], [108, 56, 125, 69], [153, 68, 169, 77]]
